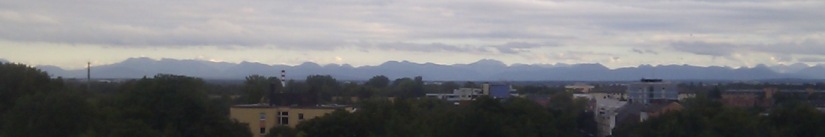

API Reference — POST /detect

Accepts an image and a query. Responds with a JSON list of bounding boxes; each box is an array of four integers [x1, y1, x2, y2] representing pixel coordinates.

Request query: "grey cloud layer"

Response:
[[670, 39, 825, 62], [0, 0, 823, 58]]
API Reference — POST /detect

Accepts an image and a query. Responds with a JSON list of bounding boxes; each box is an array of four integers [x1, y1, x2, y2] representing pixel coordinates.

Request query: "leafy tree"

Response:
[[0, 63, 55, 119], [306, 75, 340, 102], [365, 75, 390, 88], [440, 81, 460, 92], [267, 126, 297, 137], [2, 91, 97, 137], [239, 75, 282, 104], [297, 110, 365, 137], [116, 74, 251, 137], [463, 81, 477, 88], [764, 102, 825, 137], [297, 96, 590, 137]]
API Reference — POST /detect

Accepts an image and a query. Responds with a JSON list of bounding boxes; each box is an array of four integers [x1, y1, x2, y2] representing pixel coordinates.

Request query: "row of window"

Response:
[[259, 112, 306, 134]]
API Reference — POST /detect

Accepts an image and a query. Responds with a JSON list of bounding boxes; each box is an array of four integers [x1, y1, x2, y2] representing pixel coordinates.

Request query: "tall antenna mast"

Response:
[[87, 61, 91, 91]]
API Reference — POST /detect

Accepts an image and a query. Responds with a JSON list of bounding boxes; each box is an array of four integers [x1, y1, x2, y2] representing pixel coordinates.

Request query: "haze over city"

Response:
[[2, 0, 824, 70]]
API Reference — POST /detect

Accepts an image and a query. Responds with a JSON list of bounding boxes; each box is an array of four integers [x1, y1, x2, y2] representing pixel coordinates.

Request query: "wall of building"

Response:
[[490, 85, 511, 99], [626, 81, 678, 104], [721, 93, 758, 107], [229, 106, 347, 136]]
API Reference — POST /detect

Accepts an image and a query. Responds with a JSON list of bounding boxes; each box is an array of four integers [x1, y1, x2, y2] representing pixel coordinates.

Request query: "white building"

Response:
[[591, 93, 628, 137]]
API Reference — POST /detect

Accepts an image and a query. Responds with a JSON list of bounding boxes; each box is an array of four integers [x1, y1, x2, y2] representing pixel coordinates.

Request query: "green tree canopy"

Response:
[[239, 75, 282, 104], [116, 74, 250, 137], [0, 63, 56, 118], [365, 75, 390, 88], [2, 91, 97, 137]]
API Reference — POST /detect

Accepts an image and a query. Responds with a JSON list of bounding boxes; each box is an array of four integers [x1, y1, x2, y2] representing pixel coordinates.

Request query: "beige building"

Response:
[[566, 83, 596, 93], [230, 104, 352, 137]]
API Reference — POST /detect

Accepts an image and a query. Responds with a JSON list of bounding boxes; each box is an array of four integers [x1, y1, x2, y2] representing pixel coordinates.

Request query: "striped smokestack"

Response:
[[280, 70, 286, 91]]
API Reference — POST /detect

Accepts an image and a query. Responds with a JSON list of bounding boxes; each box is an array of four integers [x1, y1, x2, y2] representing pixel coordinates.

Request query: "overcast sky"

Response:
[[1, 0, 824, 69]]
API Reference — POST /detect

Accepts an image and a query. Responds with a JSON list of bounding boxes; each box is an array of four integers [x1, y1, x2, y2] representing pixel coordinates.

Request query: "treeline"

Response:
[[1, 63, 595, 137], [237, 74, 597, 137], [614, 95, 825, 137], [236, 75, 480, 104], [268, 94, 595, 137], [0, 63, 251, 137]]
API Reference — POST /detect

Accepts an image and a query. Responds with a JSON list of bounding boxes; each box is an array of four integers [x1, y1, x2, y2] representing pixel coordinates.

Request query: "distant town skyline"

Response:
[[1, 0, 824, 69]]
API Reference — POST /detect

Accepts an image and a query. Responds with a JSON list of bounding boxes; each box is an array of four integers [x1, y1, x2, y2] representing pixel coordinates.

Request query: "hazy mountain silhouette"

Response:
[[769, 63, 810, 73], [795, 65, 825, 79], [28, 57, 825, 81]]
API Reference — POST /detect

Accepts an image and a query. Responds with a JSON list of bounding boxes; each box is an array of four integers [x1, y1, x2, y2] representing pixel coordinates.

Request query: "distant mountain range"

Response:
[[7, 57, 825, 81]]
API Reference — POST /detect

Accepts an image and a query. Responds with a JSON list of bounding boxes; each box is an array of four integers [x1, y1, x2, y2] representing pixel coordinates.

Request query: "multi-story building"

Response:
[[230, 80, 352, 137], [230, 104, 352, 136], [626, 79, 678, 104], [591, 93, 627, 137]]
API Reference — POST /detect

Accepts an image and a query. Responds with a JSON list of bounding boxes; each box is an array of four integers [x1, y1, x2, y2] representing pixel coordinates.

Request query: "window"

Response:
[[279, 111, 289, 126], [259, 112, 267, 134], [299, 113, 305, 121]]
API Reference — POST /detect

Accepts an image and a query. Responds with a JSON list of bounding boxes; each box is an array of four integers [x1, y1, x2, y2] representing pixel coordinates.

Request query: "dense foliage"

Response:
[[290, 93, 594, 137], [614, 95, 825, 137], [4, 62, 825, 137], [0, 63, 250, 137]]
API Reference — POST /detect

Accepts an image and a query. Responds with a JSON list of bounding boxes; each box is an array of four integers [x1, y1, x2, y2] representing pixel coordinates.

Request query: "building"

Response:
[[590, 93, 628, 137], [591, 85, 628, 100], [721, 89, 764, 108], [721, 88, 779, 108], [425, 88, 483, 101], [482, 83, 517, 99], [230, 104, 352, 136], [566, 83, 596, 93], [626, 79, 678, 104], [678, 91, 697, 101], [640, 102, 684, 122], [230, 81, 351, 137]]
